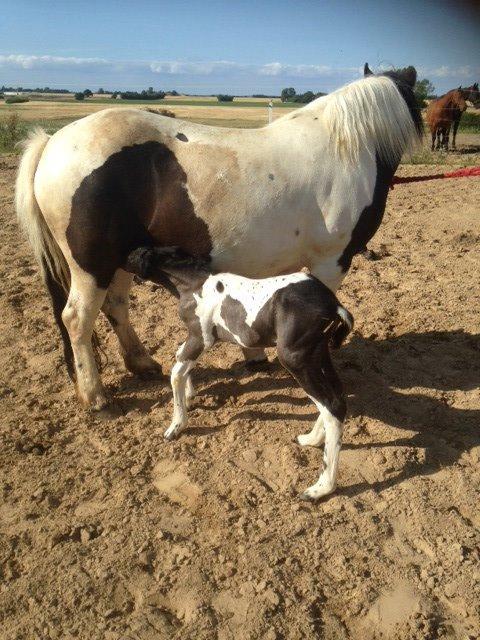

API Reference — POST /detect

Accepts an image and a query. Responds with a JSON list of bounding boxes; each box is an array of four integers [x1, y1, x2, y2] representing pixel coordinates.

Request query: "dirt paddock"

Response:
[[0, 139, 479, 639]]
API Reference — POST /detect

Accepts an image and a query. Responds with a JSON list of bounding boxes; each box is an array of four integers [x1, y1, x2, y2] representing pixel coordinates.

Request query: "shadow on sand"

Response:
[[115, 329, 479, 495]]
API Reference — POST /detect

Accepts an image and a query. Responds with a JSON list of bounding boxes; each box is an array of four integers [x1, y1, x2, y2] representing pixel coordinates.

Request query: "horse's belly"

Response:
[[210, 217, 340, 278]]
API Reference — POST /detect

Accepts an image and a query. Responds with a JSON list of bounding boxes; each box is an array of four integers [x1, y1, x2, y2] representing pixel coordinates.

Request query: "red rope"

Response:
[[391, 165, 480, 188]]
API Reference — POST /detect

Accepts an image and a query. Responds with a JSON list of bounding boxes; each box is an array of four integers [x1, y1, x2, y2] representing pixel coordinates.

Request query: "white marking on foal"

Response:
[[300, 405, 343, 501]]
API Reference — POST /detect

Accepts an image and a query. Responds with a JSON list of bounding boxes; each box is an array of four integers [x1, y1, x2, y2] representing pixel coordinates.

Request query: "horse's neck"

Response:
[[445, 91, 465, 109]]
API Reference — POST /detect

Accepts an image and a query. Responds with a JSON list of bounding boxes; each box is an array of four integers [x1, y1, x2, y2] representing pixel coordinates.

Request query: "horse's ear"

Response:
[[364, 63, 373, 77], [401, 66, 417, 88]]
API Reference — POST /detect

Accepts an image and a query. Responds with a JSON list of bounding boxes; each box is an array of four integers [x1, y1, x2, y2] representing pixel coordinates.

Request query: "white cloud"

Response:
[[0, 54, 108, 69], [149, 60, 241, 75], [258, 62, 357, 78], [416, 64, 478, 79], [0, 53, 363, 81]]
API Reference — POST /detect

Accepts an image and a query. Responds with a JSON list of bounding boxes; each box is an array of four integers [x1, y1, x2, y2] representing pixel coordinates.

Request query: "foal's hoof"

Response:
[[163, 425, 182, 441], [298, 484, 335, 502], [298, 491, 317, 502]]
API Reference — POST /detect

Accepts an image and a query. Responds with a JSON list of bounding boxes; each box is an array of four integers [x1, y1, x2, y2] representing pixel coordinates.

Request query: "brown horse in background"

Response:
[[426, 84, 479, 151]]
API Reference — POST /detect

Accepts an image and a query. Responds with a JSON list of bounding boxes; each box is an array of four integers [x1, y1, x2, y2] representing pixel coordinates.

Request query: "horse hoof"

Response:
[[95, 402, 124, 419], [244, 358, 271, 372], [137, 367, 166, 381], [125, 354, 164, 379]]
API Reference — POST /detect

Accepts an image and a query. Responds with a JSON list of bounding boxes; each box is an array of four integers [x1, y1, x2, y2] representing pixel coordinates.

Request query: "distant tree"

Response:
[[120, 90, 165, 100], [217, 94, 234, 102], [167, 90, 179, 96], [281, 87, 296, 102], [74, 92, 85, 101], [97, 88, 105, 94], [83, 89, 93, 98], [111, 92, 119, 99], [287, 90, 325, 104], [415, 78, 435, 107]]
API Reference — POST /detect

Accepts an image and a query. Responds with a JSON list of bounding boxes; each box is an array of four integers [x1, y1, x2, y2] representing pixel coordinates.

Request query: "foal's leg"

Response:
[[61, 271, 108, 410], [279, 344, 346, 500], [102, 269, 162, 377], [185, 375, 195, 407], [164, 338, 204, 440], [296, 398, 326, 447]]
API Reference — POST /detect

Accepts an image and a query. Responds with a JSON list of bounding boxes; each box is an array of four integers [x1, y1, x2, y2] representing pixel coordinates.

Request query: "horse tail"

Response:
[[15, 128, 76, 378], [330, 305, 354, 349]]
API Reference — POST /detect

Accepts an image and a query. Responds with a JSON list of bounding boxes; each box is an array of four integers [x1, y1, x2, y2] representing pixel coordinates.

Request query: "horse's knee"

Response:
[[62, 301, 83, 343]]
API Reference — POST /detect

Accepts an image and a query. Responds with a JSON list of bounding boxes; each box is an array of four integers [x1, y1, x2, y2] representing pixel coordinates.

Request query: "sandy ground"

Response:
[[0, 136, 479, 639], [0, 100, 289, 125]]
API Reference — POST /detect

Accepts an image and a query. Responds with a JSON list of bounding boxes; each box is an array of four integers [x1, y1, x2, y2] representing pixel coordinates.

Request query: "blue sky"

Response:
[[0, 0, 478, 94]]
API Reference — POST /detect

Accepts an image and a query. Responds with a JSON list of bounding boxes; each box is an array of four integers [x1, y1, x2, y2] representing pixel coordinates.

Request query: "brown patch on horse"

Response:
[[67, 142, 212, 289], [175, 143, 241, 231]]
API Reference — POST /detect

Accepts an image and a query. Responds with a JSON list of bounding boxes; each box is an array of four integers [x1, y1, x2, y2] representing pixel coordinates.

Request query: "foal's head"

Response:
[[125, 246, 211, 295]]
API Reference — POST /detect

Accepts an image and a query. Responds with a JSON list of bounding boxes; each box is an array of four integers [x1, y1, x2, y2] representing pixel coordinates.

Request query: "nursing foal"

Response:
[[126, 246, 353, 501]]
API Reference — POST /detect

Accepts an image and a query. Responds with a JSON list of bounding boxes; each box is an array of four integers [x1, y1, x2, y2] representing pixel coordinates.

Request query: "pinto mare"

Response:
[[426, 84, 480, 151], [16, 67, 422, 410]]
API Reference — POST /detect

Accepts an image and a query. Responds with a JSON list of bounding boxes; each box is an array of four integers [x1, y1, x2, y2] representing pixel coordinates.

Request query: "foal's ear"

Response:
[[364, 62, 373, 77], [125, 247, 155, 279]]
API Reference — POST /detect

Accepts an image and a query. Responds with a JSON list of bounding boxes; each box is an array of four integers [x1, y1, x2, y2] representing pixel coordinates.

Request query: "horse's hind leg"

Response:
[[102, 269, 162, 377], [62, 270, 108, 410]]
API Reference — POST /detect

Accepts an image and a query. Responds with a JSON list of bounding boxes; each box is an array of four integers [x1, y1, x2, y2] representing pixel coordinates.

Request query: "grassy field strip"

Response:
[[0, 100, 294, 123]]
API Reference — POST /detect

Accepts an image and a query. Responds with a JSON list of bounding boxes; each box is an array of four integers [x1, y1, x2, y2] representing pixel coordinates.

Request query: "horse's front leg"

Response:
[[310, 256, 344, 293], [444, 127, 450, 152], [451, 119, 460, 151]]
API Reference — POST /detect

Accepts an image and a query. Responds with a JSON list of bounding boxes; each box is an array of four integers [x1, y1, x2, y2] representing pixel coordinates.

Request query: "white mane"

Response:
[[306, 75, 420, 165]]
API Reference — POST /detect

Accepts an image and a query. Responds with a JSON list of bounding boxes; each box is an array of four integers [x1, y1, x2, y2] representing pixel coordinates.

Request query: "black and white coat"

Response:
[[126, 247, 353, 501]]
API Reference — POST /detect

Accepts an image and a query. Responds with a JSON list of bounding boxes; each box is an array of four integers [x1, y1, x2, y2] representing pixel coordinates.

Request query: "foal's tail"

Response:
[[15, 129, 76, 377], [330, 305, 354, 349]]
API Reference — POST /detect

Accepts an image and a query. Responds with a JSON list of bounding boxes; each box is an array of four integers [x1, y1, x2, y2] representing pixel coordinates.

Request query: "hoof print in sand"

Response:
[[152, 459, 202, 508]]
